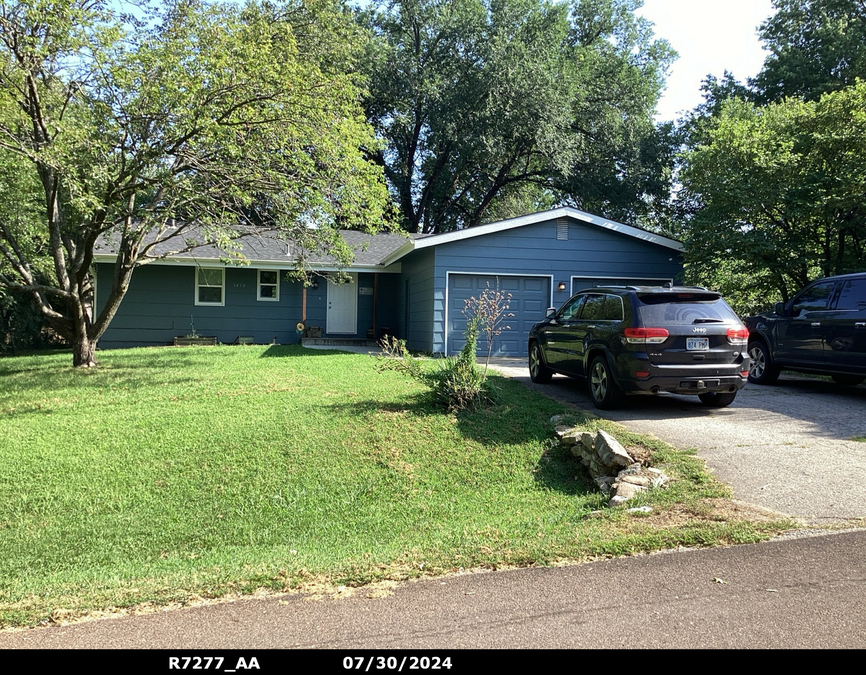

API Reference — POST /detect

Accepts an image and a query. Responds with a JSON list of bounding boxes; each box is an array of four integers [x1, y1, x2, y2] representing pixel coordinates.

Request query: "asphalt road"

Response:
[[2, 530, 864, 650], [489, 360, 866, 524]]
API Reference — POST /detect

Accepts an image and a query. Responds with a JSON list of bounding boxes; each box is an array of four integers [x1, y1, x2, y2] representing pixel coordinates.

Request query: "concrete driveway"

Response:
[[490, 359, 866, 525]]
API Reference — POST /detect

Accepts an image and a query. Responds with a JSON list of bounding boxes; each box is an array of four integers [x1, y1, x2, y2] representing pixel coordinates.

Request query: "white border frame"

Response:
[[195, 267, 225, 306], [444, 271, 554, 356], [257, 269, 280, 302]]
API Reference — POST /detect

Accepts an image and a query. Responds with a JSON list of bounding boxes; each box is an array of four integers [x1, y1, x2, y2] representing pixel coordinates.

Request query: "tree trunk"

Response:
[[72, 333, 98, 367]]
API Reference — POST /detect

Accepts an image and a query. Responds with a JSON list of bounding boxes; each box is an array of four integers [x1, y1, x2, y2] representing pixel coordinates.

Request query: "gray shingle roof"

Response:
[[94, 226, 413, 267]]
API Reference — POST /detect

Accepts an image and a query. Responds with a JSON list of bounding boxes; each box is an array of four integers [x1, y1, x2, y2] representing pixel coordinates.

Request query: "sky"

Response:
[[635, 0, 776, 121]]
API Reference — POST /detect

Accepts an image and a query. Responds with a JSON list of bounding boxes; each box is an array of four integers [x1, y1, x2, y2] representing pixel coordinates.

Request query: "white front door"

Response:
[[327, 273, 357, 334]]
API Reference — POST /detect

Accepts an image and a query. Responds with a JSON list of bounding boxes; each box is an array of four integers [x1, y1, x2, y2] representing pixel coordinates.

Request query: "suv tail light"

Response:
[[624, 327, 670, 344], [727, 327, 749, 344]]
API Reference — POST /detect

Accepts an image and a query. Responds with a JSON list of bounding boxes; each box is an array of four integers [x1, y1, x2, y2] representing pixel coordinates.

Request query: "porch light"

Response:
[[557, 282, 567, 291]]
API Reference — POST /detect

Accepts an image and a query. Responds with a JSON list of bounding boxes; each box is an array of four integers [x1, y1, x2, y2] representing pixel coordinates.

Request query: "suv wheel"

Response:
[[698, 391, 737, 407], [528, 342, 553, 383], [588, 355, 625, 410], [831, 374, 865, 386], [748, 341, 780, 385]]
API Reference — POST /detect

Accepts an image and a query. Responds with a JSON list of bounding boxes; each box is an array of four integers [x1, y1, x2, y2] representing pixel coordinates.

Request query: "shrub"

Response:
[[0, 290, 66, 354], [375, 318, 496, 412], [463, 281, 513, 373]]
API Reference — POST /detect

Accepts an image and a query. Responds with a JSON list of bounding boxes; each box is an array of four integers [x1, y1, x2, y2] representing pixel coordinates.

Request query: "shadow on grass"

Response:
[[531, 441, 598, 497], [320, 381, 561, 447], [318, 375, 593, 498], [259, 345, 370, 358], [318, 391, 446, 421], [0, 351, 204, 394]]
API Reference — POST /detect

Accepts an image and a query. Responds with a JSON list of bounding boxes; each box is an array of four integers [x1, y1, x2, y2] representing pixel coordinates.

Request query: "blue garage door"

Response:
[[448, 274, 551, 357]]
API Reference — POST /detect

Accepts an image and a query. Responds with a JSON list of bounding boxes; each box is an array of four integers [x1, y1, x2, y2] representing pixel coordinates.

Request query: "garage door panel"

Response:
[[451, 275, 474, 290], [448, 274, 550, 356], [523, 299, 545, 313], [499, 277, 522, 292], [497, 338, 520, 353]]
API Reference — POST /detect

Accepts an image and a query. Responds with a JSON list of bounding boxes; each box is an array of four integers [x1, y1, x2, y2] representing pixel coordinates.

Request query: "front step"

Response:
[[301, 338, 378, 348]]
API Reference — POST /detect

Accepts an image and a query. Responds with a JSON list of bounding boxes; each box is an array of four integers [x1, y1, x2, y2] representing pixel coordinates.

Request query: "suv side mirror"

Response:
[[773, 302, 785, 316], [545, 307, 556, 319]]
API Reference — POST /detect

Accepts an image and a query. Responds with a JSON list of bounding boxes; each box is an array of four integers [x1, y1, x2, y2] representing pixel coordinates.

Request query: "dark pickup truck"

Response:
[[745, 272, 866, 386]]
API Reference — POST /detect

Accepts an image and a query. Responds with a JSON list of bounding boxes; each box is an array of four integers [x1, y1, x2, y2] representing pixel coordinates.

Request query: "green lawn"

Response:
[[0, 345, 793, 627]]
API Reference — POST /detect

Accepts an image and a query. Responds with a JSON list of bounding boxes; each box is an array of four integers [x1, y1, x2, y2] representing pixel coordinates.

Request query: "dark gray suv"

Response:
[[745, 272, 866, 386], [528, 286, 750, 409]]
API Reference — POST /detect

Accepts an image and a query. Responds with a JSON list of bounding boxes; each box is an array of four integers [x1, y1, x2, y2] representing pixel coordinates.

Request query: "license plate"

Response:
[[687, 337, 709, 351]]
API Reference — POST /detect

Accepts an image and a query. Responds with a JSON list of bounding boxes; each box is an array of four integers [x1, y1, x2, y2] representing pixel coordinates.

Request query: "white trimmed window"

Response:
[[196, 267, 225, 306], [257, 269, 280, 301]]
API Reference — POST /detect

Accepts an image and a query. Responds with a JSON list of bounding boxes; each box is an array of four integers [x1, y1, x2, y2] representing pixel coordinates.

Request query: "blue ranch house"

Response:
[[93, 207, 684, 357]]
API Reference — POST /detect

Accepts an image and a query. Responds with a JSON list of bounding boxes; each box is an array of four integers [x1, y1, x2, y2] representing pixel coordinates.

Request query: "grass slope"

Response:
[[0, 346, 792, 627]]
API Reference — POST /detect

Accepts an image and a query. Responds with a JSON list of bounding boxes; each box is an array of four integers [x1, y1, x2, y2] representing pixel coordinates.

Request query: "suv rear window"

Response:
[[637, 296, 740, 325]]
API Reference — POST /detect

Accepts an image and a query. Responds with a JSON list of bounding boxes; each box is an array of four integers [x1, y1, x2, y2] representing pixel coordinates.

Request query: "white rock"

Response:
[[595, 430, 634, 467]]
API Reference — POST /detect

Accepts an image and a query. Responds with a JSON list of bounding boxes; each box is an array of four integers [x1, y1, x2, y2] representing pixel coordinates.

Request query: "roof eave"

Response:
[[379, 239, 417, 267], [92, 254, 402, 274]]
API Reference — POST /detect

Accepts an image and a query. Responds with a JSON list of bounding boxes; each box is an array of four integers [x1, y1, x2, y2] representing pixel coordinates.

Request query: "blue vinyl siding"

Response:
[[398, 249, 436, 352], [97, 264, 305, 347], [94, 214, 682, 356], [96, 264, 401, 348], [433, 219, 681, 279], [432, 217, 683, 355]]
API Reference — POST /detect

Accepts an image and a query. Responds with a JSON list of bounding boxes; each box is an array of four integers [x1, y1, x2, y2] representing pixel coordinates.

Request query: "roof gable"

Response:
[[381, 207, 683, 265]]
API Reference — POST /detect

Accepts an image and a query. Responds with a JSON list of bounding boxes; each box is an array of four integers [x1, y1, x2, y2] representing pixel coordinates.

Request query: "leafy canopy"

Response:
[[753, 0, 866, 102], [679, 82, 866, 310], [0, 0, 388, 365], [360, 0, 675, 233]]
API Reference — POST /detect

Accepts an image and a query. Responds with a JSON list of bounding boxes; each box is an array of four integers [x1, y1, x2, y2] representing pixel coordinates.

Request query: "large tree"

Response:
[[0, 0, 388, 366], [679, 83, 866, 311], [753, 0, 866, 103], [360, 0, 674, 233]]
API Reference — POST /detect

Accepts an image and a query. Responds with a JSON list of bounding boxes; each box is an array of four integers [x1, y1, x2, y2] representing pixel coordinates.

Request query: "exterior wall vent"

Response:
[[556, 218, 569, 241]]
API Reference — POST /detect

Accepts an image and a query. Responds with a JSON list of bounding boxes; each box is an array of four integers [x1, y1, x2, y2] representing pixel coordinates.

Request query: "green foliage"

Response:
[[359, 0, 675, 233], [0, 0, 388, 366], [0, 289, 62, 353], [426, 316, 498, 411], [679, 83, 866, 306], [674, 2, 866, 308], [753, 0, 866, 102], [375, 334, 426, 380], [376, 317, 495, 411]]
